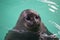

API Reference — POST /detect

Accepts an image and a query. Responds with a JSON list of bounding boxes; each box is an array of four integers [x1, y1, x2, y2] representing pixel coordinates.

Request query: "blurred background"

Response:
[[0, 0, 60, 40]]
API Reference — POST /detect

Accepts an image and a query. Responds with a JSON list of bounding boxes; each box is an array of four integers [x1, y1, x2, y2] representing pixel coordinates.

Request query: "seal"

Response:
[[5, 9, 58, 40]]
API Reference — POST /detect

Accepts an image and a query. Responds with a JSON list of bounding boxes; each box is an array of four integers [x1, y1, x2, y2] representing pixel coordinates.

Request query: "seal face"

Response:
[[21, 9, 41, 32]]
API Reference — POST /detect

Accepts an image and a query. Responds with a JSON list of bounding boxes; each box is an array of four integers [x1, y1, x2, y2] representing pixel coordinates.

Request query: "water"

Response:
[[0, 0, 60, 40]]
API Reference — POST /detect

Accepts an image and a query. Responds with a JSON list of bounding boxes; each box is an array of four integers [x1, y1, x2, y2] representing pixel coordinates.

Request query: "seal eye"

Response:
[[26, 16, 30, 20], [35, 16, 39, 19]]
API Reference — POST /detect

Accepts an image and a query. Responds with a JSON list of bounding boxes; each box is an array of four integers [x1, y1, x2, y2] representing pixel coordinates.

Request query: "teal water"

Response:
[[0, 0, 60, 40]]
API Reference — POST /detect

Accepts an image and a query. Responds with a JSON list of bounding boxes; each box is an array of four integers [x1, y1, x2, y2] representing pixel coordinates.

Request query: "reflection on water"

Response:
[[48, 4, 58, 12], [37, 0, 59, 12], [49, 20, 60, 30]]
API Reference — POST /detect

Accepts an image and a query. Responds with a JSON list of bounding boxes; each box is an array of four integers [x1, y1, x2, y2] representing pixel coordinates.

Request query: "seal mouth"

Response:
[[26, 21, 40, 30], [28, 23, 40, 32]]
